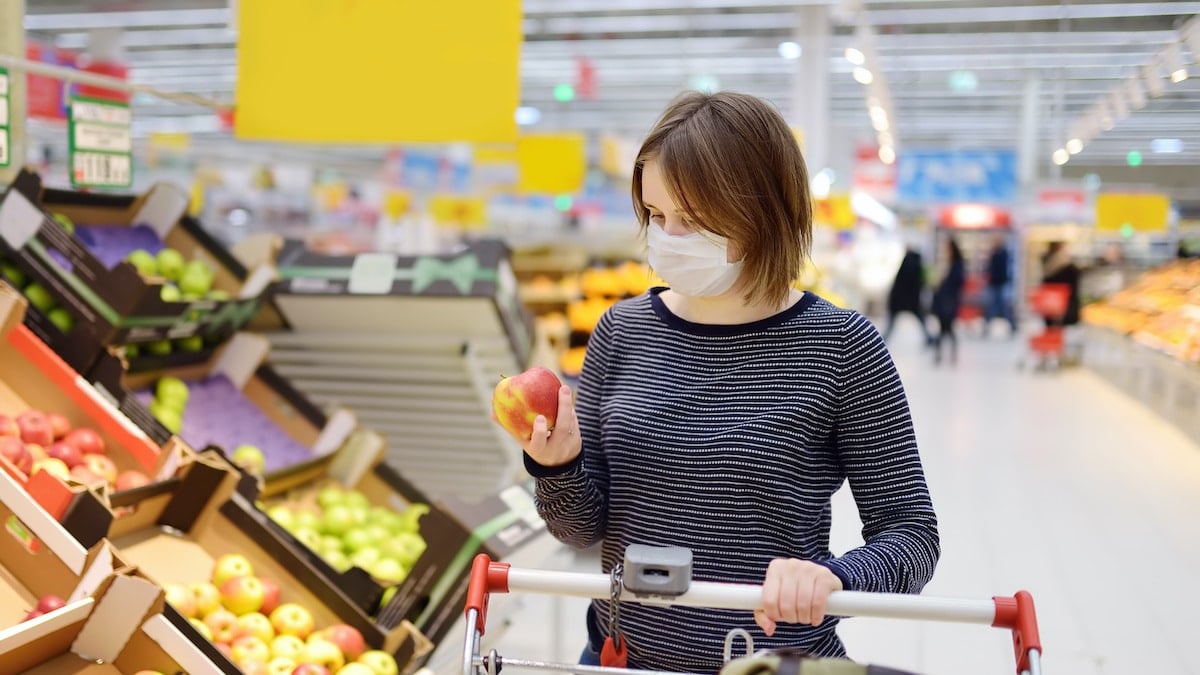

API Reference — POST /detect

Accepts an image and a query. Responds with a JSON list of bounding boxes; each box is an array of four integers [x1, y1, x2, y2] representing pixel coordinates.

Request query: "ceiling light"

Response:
[[1151, 138, 1184, 154], [853, 67, 874, 85], [515, 106, 541, 126], [778, 41, 802, 60], [1166, 43, 1188, 83], [948, 70, 977, 93], [1066, 138, 1083, 155], [870, 108, 889, 132], [877, 131, 894, 147], [878, 145, 895, 165], [811, 168, 833, 198], [845, 47, 865, 65], [1052, 149, 1069, 166], [1126, 150, 1143, 167]]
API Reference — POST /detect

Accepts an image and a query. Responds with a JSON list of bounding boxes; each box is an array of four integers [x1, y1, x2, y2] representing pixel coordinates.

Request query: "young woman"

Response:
[[504, 91, 939, 672], [931, 238, 966, 364]]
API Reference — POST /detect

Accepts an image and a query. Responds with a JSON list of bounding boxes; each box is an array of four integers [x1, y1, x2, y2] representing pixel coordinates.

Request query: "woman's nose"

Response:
[[661, 218, 691, 236]]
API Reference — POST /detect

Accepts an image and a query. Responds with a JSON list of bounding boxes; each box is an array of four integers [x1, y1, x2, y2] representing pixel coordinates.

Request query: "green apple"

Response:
[[380, 533, 426, 569], [156, 248, 186, 281], [207, 288, 230, 301], [321, 504, 356, 536], [184, 259, 214, 280], [125, 344, 140, 358], [341, 529, 376, 554], [347, 505, 369, 528], [271, 634, 306, 660], [293, 511, 320, 532], [316, 485, 347, 510], [188, 617, 213, 642], [377, 586, 398, 611], [370, 558, 407, 584], [364, 524, 390, 545], [126, 249, 157, 276], [23, 283, 55, 313], [146, 339, 172, 356], [293, 527, 323, 552], [46, 307, 73, 333], [211, 553, 255, 586], [50, 212, 75, 235], [181, 292, 203, 302], [357, 650, 400, 675], [324, 550, 352, 573], [397, 503, 430, 533], [232, 444, 266, 475], [148, 401, 183, 433], [156, 376, 190, 406], [349, 547, 380, 571], [179, 266, 213, 296], [343, 490, 370, 511], [159, 283, 182, 302], [0, 261, 26, 287], [266, 505, 295, 531], [319, 535, 343, 554], [175, 335, 205, 352]]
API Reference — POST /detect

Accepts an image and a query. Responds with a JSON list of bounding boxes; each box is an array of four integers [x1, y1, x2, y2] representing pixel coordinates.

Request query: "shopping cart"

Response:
[[462, 547, 1043, 675], [1020, 283, 1072, 370]]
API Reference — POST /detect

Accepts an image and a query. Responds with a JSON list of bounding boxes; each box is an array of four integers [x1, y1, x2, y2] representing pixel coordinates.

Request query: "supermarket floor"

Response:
[[466, 316, 1200, 675]]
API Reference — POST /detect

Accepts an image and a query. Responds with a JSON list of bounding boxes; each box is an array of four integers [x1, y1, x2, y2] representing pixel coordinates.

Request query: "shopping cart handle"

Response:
[[466, 554, 1043, 675]]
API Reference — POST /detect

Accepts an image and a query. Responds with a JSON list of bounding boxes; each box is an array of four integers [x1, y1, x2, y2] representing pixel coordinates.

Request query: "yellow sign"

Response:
[[383, 190, 412, 220], [1095, 193, 1170, 233], [518, 133, 587, 194], [235, 1, 520, 143], [149, 132, 190, 152], [814, 194, 855, 230], [475, 145, 518, 166], [430, 194, 487, 229]]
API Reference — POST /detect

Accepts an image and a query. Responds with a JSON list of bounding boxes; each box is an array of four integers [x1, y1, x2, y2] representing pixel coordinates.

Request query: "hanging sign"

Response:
[[0, 68, 10, 167], [69, 97, 132, 188]]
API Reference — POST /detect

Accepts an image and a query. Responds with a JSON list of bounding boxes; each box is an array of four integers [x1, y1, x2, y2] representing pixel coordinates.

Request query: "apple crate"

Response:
[[105, 451, 431, 674], [91, 332, 359, 489], [0, 284, 186, 547], [0, 573, 234, 675], [0, 170, 274, 371]]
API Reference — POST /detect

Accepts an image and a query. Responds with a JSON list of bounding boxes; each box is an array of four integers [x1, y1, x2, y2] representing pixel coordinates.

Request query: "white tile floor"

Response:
[[442, 317, 1200, 675]]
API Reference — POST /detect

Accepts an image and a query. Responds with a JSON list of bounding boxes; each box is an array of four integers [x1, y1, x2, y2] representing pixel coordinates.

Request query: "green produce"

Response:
[[125, 344, 140, 358], [23, 283, 55, 313], [145, 339, 173, 356], [1, 261, 27, 287], [160, 284, 182, 302], [179, 263, 213, 296], [46, 308, 73, 333], [206, 289, 230, 301], [148, 401, 183, 434], [50, 212, 75, 235], [155, 377, 190, 407], [126, 249, 158, 276], [175, 335, 205, 352], [155, 249, 186, 281]]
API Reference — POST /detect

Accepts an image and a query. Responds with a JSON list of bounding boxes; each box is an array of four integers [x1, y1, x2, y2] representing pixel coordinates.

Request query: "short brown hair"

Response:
[[632, 91, 812, 308]]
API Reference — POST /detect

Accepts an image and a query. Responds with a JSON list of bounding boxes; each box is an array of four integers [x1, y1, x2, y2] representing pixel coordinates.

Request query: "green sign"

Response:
[[68, 96, 133, 188], [0, 67, 10, 167]]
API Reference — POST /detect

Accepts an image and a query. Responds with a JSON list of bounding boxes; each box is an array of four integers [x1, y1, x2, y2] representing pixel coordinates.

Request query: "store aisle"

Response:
[[481, 318, 1200, 675]]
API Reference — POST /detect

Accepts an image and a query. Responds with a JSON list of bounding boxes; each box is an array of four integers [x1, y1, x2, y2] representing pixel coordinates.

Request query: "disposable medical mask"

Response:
[[646, 224, 744, 297]]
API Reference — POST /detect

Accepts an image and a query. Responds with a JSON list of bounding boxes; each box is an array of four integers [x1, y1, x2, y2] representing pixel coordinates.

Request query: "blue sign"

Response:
[[896, 149, 1018, 204]]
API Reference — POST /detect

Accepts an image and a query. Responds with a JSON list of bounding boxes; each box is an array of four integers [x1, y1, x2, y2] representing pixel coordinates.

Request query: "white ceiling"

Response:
[[20, 0, 1200, 177]]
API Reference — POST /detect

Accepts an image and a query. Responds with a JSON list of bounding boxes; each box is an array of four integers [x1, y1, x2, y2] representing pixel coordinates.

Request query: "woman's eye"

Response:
[[649, 213, 665, 225]]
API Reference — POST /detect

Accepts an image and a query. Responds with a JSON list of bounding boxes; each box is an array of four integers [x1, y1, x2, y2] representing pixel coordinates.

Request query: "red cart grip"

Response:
[[465, 553, 511, 635], [992, 590, 1042, 674]]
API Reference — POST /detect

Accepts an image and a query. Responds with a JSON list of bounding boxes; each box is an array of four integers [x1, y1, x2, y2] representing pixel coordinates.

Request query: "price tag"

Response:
[[348, 253, 398, 294], [68, 97, 132, 188]]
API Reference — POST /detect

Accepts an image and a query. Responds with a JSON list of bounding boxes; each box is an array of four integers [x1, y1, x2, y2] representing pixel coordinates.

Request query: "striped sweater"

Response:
[[526, 288, 939, 673]]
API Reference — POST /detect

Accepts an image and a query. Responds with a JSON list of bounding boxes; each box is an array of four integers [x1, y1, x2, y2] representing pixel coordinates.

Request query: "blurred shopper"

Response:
[[503, 91, 939, 673], [883, 245, 933, 345], [931, 237, 966, 364], [983, 236, 1018, 338], [1041, 241, 1081, 328]]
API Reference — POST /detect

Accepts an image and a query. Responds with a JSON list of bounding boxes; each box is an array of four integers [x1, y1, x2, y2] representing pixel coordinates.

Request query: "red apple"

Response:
[[0, 414, 18, 437], [46, 413, 71, 441], [231, 635, 272, 666], [299, 638, 344, 672], [240, 661, 269, 675], [0, 437, 32, 475], [115, 469, 152, 491], [22, 609, 44, 622], [64, 427, 105, 456], [36, 595, 66, 613], [314, 624, 366, 661], [164, 583, 197, 618], [204, 608, 242, 643], [259, 577, 281, 616], [46, 441, 83, 469], [26, 443, 47, 463], [220, 575, 266, 616], [290, 666, 330, 675], [212, 553, 255, 587], [491, 367, 562, 441], [82, 453, 118, 483], [267, 658, 297, 675], [189, 582, 221, 617], [17, 411, 53, 446], [268, 603, 314, 640], [69, 464, 105, 486], [214, 642, 234, 660], [33, 457, 70, 480]]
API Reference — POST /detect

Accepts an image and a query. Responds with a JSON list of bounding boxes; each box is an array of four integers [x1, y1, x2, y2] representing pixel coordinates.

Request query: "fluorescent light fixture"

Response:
[[948, 70, 978, 93], [853, 67, 874, 85], [515, 106, 541, 126], [1166, 42, 1188, 83], [1151, 138, 1184, 154], [1066, 138, 1083, 155], [877, 131, 894, 147], [811, 168, 833, 198], [845, 47, 865, 65], [1052, 149, 1069, 165], [851, 191, 898, 230], [878, 145, 896, 164], [778, 41, 802, 60], [870, 107, 889, 132]]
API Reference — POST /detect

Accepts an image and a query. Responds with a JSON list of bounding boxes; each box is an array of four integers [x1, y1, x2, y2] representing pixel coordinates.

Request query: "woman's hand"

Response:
[[500, 385, 582, 468], [755, 558, 844, 636]]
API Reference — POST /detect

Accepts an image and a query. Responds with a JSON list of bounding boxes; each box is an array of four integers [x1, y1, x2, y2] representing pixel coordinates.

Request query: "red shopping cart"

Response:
[[462, 548, 1044, 675], [1020, 283, 1072, 370]]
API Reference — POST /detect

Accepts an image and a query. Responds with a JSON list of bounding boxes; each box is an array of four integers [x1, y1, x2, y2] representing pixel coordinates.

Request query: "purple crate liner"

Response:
[[136, 374, 316, 472], [75, 224, 165, 270]]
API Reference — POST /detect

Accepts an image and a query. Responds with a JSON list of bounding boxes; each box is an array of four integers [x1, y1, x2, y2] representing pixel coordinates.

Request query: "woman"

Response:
[[884, 245, 933, 345], [504, 91, 939, 672], [931, 238, 966, 365], [1041, 241, 1081, 328]]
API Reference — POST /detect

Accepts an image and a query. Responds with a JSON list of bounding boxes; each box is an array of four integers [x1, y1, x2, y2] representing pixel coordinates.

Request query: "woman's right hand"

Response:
[[503, 385, 582, 468]]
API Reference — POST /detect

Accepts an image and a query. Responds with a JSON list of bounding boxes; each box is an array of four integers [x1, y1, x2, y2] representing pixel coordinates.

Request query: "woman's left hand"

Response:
[[754, 558, 844, 636]]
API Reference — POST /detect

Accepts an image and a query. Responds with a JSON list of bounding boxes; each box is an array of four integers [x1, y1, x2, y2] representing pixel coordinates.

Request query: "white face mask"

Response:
[[646, 224, 744, 297]]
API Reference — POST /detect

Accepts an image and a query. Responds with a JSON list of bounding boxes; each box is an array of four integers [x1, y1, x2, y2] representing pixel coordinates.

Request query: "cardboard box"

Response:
[[0, 284, 180, 546], [0, 170, 274, 367], [0, 574, 233, 675], [107, 452, 432, 672], [377, 482, 549, 648], [93, 332, 357, 491], [269, 238, 534, 365]]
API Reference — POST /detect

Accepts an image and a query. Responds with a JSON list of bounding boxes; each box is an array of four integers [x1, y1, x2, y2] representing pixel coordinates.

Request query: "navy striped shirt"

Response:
[[526, 288, 939, 673]]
